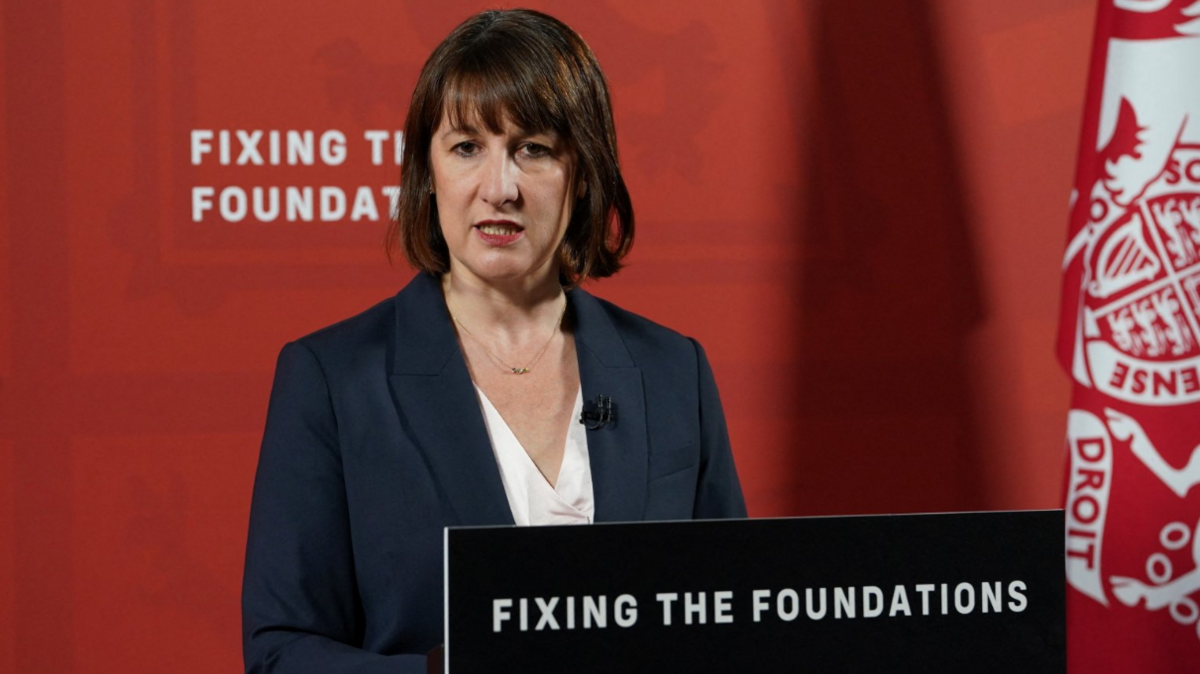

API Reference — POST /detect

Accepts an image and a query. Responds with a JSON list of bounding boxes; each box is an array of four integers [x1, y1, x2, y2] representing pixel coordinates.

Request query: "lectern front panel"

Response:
[[444, 510, 1065, 673]]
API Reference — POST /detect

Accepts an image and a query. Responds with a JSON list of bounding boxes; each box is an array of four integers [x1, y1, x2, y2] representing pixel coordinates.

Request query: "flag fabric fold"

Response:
[[1058, 1, 1200, 670]]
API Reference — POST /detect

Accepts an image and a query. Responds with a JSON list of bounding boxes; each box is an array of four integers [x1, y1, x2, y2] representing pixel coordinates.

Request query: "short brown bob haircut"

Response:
[[390, 9, 634, 285]]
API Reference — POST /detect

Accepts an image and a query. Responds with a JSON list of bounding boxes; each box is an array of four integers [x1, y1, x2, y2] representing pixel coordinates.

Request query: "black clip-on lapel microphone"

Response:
[[580, 394, 614, 430]]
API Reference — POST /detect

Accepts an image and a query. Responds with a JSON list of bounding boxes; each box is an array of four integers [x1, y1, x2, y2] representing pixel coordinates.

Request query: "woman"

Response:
[[242, 9, 745, 673]]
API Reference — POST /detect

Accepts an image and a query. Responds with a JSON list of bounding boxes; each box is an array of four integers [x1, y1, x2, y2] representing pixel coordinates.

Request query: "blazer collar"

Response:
[[390, 272, 458, 377], [388, 273, 649, 525]]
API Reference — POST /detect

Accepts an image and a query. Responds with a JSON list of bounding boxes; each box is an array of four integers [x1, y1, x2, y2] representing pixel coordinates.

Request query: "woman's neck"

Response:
[[441, 268, 566, 339]]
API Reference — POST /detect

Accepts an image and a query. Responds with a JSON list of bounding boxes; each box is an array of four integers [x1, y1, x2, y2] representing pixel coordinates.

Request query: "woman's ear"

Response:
[[576, 180, 587, 199]]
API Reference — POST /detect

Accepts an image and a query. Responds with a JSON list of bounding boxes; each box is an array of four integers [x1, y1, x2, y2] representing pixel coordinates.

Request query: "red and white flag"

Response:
[[1059, 0, 1200, 670]]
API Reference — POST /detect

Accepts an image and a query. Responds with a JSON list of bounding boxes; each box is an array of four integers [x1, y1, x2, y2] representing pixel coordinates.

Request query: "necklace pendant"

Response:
[[510, 367, 530, 375]]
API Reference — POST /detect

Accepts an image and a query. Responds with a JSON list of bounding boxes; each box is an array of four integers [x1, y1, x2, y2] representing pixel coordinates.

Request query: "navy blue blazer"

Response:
[[242, 273, 746, 674]]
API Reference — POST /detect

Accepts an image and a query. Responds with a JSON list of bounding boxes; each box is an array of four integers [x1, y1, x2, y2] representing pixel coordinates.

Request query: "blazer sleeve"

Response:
[[690, 338, 748, 519], [242, 342, 427, 674]]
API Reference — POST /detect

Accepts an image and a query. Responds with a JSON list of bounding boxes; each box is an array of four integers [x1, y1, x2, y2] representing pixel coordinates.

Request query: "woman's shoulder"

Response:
[[572, 288, 703, 366], [294, 273, 445, 348], [282, 274, 448, 377], [293, 295, 395, 353], [279, 292, 400, 384]]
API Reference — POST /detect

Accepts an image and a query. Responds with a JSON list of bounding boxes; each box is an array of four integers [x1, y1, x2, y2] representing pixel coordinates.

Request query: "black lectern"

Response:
[[442, 510, 1065, 673]]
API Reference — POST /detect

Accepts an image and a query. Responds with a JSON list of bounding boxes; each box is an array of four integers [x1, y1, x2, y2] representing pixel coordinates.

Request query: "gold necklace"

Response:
[[450, 297, 567, 375]]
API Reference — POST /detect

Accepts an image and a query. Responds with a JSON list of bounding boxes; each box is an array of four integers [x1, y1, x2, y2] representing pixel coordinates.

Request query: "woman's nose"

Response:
[[479, 152, 519, 206]]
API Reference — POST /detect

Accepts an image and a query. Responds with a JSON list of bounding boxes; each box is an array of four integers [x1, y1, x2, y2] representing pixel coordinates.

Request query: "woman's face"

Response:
[[430, 111, 578, 290]]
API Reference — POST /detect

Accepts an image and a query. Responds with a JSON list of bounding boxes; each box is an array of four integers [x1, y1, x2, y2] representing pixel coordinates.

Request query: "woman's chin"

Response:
[[452, 256, 556, 288]]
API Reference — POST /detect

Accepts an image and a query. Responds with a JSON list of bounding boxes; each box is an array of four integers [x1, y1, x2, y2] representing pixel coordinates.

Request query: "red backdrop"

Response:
[[2, 1, 1093, 671]]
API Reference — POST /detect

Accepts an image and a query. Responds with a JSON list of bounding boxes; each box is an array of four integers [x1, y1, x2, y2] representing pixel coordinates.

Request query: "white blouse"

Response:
[[474, 385, 594, 526]]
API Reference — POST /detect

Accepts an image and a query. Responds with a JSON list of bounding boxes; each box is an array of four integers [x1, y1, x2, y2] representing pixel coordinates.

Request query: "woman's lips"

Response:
[[474, 221, 524, 246]]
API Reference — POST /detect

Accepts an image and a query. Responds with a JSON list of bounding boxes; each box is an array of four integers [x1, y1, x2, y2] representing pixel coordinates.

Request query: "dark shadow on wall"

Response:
[[784, 1, 989, 515]]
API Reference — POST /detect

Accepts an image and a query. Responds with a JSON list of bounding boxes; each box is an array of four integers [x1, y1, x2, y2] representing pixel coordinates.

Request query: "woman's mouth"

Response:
[[474, 221, 524, 246]]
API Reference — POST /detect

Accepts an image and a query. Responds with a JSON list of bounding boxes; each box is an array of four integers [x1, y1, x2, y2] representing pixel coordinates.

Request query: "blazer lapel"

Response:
[[571, 289, 649, 523], [387, 274, 514, 527]]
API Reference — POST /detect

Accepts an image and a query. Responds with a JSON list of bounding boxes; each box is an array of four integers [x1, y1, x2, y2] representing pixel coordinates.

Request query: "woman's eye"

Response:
[[520, 142, 551, 158], [452, 142, 479, 157]]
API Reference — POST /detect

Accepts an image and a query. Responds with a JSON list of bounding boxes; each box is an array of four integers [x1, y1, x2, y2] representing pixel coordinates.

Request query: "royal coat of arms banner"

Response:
[[1058, 0, 1200, 670]]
